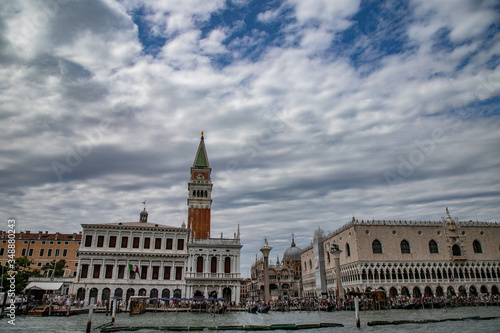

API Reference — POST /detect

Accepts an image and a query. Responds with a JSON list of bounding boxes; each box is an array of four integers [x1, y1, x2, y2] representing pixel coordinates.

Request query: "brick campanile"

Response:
[[187, 132, 213, 240]]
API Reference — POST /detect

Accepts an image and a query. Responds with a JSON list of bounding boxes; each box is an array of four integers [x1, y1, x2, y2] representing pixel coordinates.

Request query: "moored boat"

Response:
[[28, 306, 50, 317]]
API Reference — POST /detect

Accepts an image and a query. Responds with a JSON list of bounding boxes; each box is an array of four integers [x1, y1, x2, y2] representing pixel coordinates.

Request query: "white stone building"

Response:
[[301, 208, 500, 299], [72, 212, 190, 303], [71, 134, 242, 304]]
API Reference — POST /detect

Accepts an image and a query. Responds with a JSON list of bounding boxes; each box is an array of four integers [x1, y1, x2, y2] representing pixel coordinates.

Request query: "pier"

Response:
[[99, 322, 344, 332]]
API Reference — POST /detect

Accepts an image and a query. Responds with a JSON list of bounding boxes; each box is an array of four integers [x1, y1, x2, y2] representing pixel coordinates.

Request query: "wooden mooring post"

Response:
[[86, 297, 95, 333], [48, 298, 53, 316], [112, 299, 117, 323], [355, 296, 360, 328], [66, 295, 73, 316]]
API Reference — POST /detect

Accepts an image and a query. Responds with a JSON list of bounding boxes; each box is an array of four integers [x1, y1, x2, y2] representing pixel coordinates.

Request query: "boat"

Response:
[[128, 296, 147, 315], [248, 305, 258, 313], [28, 306, 50, 316], [258, 306, 270, 313]]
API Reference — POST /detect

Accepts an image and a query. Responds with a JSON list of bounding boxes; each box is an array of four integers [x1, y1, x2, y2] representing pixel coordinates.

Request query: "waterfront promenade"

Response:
[[18, 293, 499, 318]]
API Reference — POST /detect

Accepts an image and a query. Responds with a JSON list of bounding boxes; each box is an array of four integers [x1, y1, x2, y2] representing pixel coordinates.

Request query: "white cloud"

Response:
[[411, 0, 499, 43], [288, 0, 360, 29], [257, 8, 281, 23], [200, 29, 227, 54]]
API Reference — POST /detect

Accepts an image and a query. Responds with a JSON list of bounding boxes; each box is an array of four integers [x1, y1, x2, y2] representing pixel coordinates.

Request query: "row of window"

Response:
[[76, 287, 184, 302], [371, 239, 485, 255], [305, 239, 487, 272], [196, 256, 231, 273], [2, 240, 72, 245], [359, 266, 499, 282], [36, 261, 77, 268], [192, 190, 208, 198], [84, 235, 184, 251], [0, 248, 68, 257], [80, 264, 183, 280]]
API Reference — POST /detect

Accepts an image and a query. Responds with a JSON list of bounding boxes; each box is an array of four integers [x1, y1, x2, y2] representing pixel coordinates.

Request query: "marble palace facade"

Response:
[[301, 208, 500, 299]]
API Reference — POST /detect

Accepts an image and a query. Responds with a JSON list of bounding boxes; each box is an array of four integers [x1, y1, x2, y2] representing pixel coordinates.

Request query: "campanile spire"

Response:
[[187, 132, 213, 239]]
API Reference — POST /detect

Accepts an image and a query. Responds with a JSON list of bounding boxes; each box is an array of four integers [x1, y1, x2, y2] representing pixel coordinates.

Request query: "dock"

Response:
[[100, 322, 344, 332]]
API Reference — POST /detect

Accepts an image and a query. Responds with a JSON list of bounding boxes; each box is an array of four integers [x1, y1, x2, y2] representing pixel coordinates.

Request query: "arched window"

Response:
[[309, 259, 313, 270], [473, 240, 483, 253], [429, 240, 439, 253], [346, 243, 351, 257], [452, 244, 462, 256], [400, 240, 411, 253], [196, 256, 203, 273], [372, 239, 382, 254], [224, 257, 231, 273]]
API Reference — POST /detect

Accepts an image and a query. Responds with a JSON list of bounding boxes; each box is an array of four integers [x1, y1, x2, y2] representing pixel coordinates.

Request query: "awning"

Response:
[[25, 282, 63, 291]]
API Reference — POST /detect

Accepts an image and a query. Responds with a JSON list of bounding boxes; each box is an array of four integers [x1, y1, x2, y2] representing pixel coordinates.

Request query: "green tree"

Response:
[[41, 259, 67, 277], [0, 256, 37, 294]]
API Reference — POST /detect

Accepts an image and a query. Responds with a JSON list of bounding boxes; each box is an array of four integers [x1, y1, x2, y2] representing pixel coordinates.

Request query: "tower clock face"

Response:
[[197, 173, 205, 179]]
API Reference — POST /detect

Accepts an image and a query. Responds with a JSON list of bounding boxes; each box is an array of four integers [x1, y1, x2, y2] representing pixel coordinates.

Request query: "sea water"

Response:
[[4, 306, 500, 333]]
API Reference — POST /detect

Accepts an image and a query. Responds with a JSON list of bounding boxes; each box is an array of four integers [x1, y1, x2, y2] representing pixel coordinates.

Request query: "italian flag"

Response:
[[128, 264, 140, 278]]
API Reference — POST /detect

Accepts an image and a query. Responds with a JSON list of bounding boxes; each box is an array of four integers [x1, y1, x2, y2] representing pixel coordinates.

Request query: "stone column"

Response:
[[330, 244, 344, 299], [260, 238, 272, 302]]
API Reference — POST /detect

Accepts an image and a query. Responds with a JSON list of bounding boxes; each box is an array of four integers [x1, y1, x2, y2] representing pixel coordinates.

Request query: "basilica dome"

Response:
[[283, 235, 302, 262]]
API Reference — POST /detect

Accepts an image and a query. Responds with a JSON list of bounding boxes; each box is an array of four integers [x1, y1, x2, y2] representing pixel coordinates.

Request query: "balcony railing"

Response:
[[185, 272, 240, 279]]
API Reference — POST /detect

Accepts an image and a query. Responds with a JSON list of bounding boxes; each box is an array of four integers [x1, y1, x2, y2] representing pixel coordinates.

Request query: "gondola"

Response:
[[248, 305, 258, 313], [258, 306, 270, 313]]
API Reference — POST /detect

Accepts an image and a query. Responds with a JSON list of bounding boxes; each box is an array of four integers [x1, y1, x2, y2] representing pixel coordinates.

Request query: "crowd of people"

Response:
[[244, 294, 500, 312], [30, 293, 500, 313]]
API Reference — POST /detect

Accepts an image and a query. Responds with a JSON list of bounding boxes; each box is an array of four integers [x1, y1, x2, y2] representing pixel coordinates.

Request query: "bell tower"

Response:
[[187, 132, 213, 239]]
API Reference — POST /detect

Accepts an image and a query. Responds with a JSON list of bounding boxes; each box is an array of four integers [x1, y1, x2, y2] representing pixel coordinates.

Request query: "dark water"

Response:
[[3, 307, 500, 332]]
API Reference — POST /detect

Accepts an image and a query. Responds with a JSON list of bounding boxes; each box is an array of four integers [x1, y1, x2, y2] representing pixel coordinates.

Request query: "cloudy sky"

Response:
[[1, 0, 499, 277]]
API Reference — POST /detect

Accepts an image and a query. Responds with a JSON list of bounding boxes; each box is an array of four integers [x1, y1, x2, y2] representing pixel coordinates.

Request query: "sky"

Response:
[[1, 0, 499, 277]]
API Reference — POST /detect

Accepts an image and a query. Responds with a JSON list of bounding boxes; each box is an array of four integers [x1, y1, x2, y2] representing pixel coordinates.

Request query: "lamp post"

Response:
[[260, 238, 272, 302], [330, 244, 344, 299]]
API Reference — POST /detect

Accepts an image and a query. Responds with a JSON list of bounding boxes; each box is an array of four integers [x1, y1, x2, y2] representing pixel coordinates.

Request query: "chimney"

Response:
[[55, 232, 59, 240], [38, 231, 42, 239], [45, 231, 48, 235], [26, 230, 30, 234], [73, 233, 76, 240]]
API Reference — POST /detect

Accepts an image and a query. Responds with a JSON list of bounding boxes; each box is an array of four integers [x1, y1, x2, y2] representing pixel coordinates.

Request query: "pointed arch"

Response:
[[452, 244, 462, 256], [372, 239, 382, 254], [473, 240, 483, 253], [429, 240, 439, 253], [400, 239, 411, 253]]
